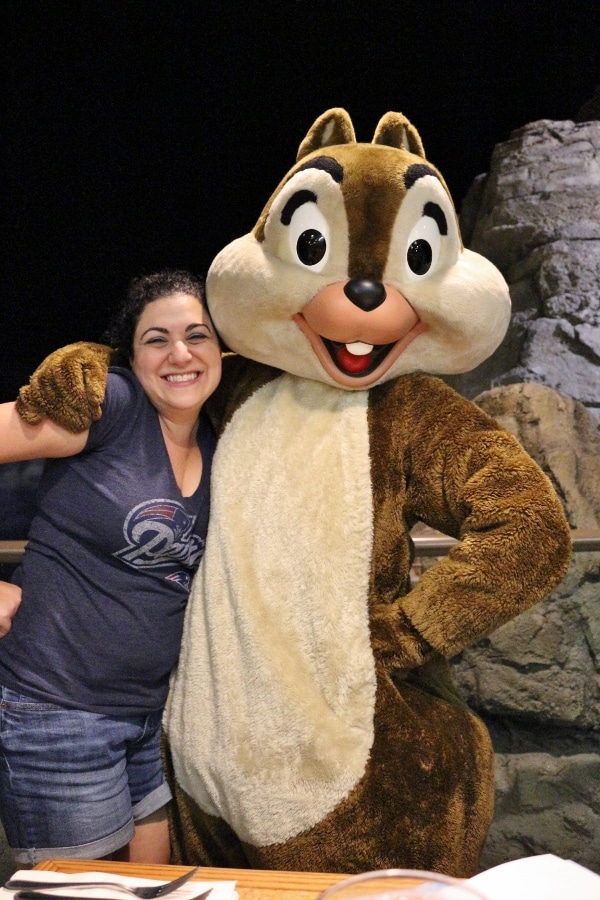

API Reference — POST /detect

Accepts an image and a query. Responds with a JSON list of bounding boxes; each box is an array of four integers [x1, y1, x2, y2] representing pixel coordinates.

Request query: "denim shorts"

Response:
[[0, 686, 172, 864]]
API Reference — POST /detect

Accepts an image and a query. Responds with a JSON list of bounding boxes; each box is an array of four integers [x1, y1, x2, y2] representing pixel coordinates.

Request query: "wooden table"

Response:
[[32, 860, 426, 900], [33, 860, 421, 900]]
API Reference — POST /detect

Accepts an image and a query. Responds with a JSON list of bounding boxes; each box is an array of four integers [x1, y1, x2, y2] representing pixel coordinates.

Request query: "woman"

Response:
[[0, 270, 221, 864]]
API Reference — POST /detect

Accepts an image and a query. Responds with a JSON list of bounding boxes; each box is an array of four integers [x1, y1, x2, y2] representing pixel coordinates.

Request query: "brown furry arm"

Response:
[[400, 383, 572, 658], [15, 342, 113, 433]]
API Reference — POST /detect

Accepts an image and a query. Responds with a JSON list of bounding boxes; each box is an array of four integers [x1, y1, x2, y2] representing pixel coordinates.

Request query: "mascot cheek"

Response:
[[300, 283, 421, 345]]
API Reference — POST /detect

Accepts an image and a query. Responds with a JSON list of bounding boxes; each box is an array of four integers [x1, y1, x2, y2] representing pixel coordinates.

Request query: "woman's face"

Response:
[[131, 292, 222, 420]]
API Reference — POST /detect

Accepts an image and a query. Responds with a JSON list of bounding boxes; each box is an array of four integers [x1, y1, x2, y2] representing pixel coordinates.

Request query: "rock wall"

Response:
[[447, 117, 600, 871], [454, 118, 600, 419], [450, 383, 600, 872]]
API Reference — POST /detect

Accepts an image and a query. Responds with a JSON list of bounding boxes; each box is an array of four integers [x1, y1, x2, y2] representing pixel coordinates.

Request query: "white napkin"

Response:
[[0, 870, 237, 900], [467, 854, 600, 900]]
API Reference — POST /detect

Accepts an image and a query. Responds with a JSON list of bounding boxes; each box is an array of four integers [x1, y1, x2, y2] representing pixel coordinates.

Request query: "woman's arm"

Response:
[[0, 582, 21, 637], [0, 402, 89, 463]]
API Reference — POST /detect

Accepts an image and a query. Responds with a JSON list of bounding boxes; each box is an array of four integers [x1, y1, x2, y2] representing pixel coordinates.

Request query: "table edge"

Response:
[[33, 860, 350, 891]]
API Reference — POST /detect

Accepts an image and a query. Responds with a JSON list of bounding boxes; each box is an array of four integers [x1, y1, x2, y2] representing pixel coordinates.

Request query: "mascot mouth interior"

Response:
[[321, 336, 396, 376]]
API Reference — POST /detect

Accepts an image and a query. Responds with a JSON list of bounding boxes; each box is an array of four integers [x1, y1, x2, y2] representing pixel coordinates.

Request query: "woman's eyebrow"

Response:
[[139, 322, 210, 339], [139, 326, 168, 338]]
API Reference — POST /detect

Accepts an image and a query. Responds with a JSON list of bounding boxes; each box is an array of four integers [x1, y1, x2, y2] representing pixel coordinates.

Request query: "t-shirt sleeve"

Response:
[[84, 368, 141, 451]]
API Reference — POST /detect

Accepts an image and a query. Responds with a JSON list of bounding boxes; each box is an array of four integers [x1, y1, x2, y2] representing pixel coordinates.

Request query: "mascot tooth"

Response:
[[17, 108, 572, 877]]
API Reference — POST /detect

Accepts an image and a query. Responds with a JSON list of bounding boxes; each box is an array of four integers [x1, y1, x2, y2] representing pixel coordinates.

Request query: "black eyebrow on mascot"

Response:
[[17, 108, 571, 877]]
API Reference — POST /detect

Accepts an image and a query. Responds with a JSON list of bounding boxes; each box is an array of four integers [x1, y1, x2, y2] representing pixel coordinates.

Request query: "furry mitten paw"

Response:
[[16, 341, 113, 433]]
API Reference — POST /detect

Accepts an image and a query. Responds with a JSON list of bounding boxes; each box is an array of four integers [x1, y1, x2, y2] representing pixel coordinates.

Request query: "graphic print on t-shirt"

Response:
[[114, 499, 204, 588]]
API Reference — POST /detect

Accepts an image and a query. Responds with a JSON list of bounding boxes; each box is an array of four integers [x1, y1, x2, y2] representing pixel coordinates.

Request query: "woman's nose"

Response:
[[169, 340, 193, 362]]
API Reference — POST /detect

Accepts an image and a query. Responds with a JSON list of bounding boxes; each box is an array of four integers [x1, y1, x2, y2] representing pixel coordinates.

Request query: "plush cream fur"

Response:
[[166, 374, 376, 846], [16, 109, 572, 877]]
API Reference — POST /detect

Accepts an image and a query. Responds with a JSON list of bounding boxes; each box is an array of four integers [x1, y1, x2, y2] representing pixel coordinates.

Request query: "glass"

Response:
[[318, 870, 486, 900]]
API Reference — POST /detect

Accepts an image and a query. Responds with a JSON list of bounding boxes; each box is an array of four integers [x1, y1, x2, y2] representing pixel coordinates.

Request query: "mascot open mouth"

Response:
[[323, 339, 396, 377], [293, 311, 427, 387]]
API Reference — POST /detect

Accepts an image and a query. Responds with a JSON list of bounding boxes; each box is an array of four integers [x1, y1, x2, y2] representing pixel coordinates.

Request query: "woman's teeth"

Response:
[[165, 372, 198, 382]]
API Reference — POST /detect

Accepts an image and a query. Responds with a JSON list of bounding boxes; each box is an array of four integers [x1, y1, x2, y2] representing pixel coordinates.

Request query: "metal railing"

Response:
[[411, 530, 600, 556], [0, 541, 27, 564], [1, 532, 599, 565]]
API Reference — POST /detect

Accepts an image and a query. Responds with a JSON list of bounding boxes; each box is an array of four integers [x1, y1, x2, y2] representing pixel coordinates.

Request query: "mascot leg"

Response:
[[162, 735, 252, 867], [236, 667, 494, 877], [163, 664, 494, 876]]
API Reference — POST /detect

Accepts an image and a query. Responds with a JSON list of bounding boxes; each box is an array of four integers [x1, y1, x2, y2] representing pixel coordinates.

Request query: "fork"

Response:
[[13, 892, 211, 900], [5, 867, 202, 899]]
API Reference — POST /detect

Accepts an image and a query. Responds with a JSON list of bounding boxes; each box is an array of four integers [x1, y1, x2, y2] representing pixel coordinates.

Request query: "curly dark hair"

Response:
[[103, 270, 207, 367]]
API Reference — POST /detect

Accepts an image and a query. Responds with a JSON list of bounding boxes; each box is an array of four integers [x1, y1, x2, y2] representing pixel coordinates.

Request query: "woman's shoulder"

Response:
[[104, 366, 151, 411], [106, 366, 142, 395], [86, 368, 149, 447]]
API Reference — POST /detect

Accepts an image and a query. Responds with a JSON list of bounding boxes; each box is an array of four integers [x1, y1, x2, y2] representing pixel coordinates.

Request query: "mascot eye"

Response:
[[297, 229, 327, 266], [288, 201, 330, 272], [405, 214, 441, 279], [407, 239, 433, 275]]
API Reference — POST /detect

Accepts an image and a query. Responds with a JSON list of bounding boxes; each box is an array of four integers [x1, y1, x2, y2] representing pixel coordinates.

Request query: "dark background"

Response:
[[3, 0, 600, 400]]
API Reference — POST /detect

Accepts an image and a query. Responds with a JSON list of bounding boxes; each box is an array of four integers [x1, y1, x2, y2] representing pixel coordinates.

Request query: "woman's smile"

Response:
[[163, 371, 202, 384]]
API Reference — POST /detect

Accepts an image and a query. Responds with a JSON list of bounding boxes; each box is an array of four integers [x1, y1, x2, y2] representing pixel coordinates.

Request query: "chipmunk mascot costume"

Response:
[[17, 109, 571, 877]]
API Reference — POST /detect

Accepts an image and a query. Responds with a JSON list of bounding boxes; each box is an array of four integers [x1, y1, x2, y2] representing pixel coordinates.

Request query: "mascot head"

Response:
[[207, 108, 510, 389]]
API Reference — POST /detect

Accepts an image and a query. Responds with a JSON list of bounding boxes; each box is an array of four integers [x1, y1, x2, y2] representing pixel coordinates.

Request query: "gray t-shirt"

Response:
[[0, 368, 215, 715]]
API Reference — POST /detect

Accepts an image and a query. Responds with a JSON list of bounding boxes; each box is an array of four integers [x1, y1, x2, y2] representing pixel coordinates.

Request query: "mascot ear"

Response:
[[372, 111, 425, 158], [296, 107, 356, 161]]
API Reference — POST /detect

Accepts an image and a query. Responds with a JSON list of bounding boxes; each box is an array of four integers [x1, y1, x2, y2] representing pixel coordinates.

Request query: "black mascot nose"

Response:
[[344, 278, 387, 312]]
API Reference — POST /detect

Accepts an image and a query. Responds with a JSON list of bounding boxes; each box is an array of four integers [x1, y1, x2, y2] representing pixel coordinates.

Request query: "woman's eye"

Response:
[[145, 336, 167, 345], [188, 332, 208, 342]]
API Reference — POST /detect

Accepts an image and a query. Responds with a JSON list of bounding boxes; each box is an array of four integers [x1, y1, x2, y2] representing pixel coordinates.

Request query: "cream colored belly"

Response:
[[165, 375, 376, 846]]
